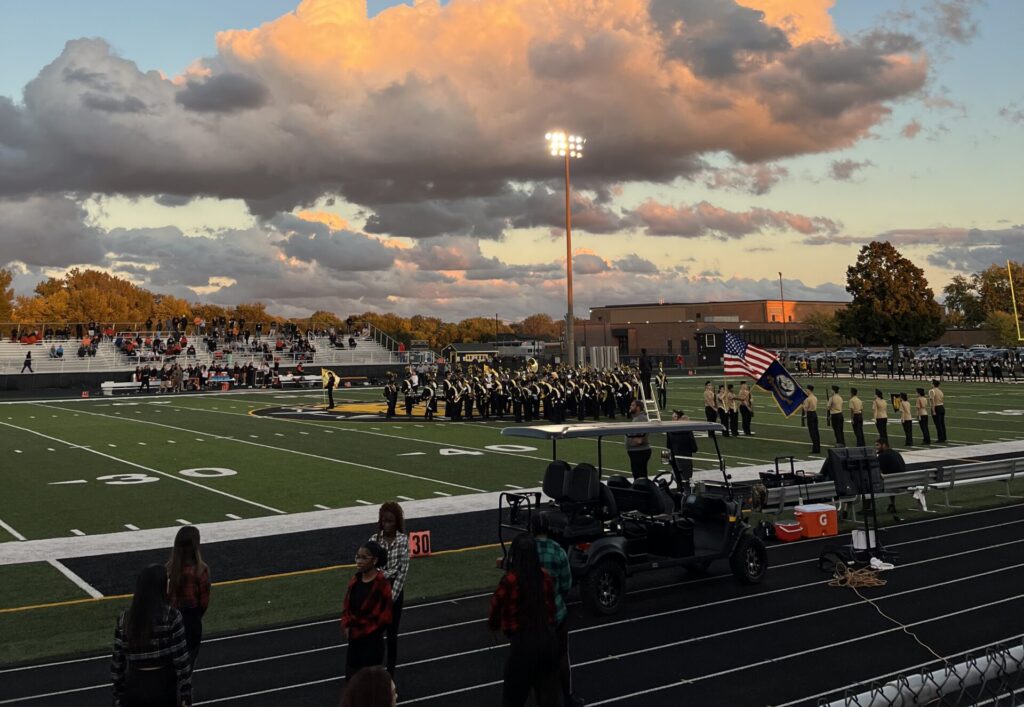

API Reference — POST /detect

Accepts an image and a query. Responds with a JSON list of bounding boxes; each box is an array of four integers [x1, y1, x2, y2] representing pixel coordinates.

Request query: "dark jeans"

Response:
[[830, 413, 845, 447], [902, 420, 914, 446], [875, 418, 888, 444], [628, 448, 651, 480], [852, 413, 865, 447], [807, 412, 820, 453], [502, 629, 559, 707], [717, 408, 730, 436], [385, 591, 404, 675], [346, 628, 385, 680], [121, 663, 178, 707], [704, 406, 717, 437], [178, 606, 204, 669], [934, 405, 946, 441], [919, 415, 931, 445], [740, 406, 752, 435]]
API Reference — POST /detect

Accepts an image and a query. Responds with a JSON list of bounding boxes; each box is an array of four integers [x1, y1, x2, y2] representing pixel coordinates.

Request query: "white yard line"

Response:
[[46, 559, 103, 599], [0, 420, 286, 516], [0, 517, 27, 541]]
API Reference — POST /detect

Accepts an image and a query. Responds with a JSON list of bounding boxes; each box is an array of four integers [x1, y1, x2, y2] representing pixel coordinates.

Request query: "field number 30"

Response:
[[96, 468, 238, 485]]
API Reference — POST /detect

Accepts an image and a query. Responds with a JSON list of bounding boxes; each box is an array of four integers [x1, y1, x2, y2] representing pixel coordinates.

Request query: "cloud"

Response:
[[999, 104, 1024, 125], [629, 199, 840, 238], [270, 213, 396, 272], [613, 253, 659, 274], [153, 194, 192, 207], [919, 226, 1024, 271], [573, 253, 611, 275], [829, 158, 873, 181], [174, 73, 269, 113], [928, 0, 982, 44], [0, 0, 928, 217], [900, 119, 923, 138], [0, 195, 107, 268], [703, 163, 789, 195]]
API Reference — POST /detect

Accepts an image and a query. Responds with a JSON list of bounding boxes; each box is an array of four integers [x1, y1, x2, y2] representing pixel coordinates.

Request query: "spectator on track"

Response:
[[369, 502, 410, 678], [166, 526, 211, 669], [488, 534, 560, 707], [342, 541, 393, 681], [110, 564, 192, 707], [339, 665, 398, 707]]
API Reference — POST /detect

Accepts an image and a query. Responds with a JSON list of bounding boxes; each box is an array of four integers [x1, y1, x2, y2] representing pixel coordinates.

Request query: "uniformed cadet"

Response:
[[849, 387, 865, 447], [421, 376, 436, 421], [899, 392, 913, 446], [803, 385, 820, 453], [828, 385, 845, 447], [655, 364, 668, 410], [725, 383, 739, 437], [929, 379, 947, 442], [738, 381, 754, 436], [401, 374, 416, 417], [916, 387, 931, 445], [703, 381, 718, 437], [872, 389, 889, 444], [716, 384, 730, 438]]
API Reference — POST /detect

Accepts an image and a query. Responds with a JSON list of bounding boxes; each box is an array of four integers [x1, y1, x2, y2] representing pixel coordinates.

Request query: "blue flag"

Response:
[[755, 359, 808, 418]]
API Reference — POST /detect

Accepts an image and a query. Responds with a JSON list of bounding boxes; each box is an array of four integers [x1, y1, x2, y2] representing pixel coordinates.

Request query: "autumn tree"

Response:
[[975, 262, 1024, 316], [0, 268, 15, 321], [513, 313, 561, 341], [836, 242, 944, 360], [942, 275, 985, 328], [802, 311, 842, 349], [985, 311, 1021, 347]]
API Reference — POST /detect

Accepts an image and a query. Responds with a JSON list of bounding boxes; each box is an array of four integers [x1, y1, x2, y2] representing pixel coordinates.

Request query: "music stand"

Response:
[[827, 448, 895, 564]]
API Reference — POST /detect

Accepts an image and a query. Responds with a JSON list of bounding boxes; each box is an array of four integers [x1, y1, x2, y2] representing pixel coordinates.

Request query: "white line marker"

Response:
[[397, 495, 414, 501], [168, 440, 176, 444], [176, 519, 191, 525], [70, 529, 85, 536], [47, 559, 103, 599], [314, 504, 331, 510], [355, 500, 373, 506], [433, 491, 452, 497], [250, 435, 259, 438], [398, 452, 426, 456], [324, 430, 334, 434], [49, 480, 87, 485], [107, 443, 117, 448], [51, 415, 57, 418], [14, 450, 22, 454], [226, 514, 243, 520], [504, 484, 523, 489], [414, 424, 424, 428], [371, 427, 381, 431], [299, 431, 309, 435], [195, 438, 204, 442], [0, 518, 27, 541], [275, 433, 285, 437], [138, 442, 146, 446], [124, 524, 140, 531]]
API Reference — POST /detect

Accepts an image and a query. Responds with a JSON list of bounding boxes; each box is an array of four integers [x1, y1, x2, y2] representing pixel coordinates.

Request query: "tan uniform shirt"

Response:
[[803, 393, 818, 412], [928, 387, 944, 413], [849, 395, 863, 415], [899, 400, 912, 422], [739, 387, 752, 409], [917, 395, 928, 417], [828, 394, 843, 415], [872, 398, 888, 420], [726, 390, 737, 412], [704, 388, 716, 408]]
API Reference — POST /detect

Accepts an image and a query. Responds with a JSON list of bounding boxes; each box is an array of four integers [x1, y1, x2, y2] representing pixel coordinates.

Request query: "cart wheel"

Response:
[[730, 535, 767, 584], [581, 558, 626, 615]]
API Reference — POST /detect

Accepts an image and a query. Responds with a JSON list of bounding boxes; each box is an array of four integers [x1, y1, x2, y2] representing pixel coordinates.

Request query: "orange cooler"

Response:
[[794, 504, 838, 538]]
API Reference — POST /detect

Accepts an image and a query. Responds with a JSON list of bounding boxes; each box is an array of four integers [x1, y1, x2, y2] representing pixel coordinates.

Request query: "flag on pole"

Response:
[[724, 331, 807, 417]]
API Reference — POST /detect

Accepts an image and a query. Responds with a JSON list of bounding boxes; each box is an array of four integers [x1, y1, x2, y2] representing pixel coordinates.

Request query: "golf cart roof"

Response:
[[502, 421, 726, 440]]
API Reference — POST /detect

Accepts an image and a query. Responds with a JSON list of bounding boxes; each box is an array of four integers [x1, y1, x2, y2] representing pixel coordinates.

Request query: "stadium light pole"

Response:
[[778, 272, 789, 354], [546, 131, 585, 367]]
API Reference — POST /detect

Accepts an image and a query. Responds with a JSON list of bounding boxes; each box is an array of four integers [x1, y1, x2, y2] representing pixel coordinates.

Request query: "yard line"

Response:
[[0, 518, 27, 541], [355, 500, 373, 506], [48, 480, 87, 485], [14, 449, 22, 454], [176, 519, 191, 525], [137, 442, 146, 446], [46, 404, 487, 493], [47, 559, 102, 599], [226, 514, 243, 520], [314, 504, 331, 510], [397, 495, 415, 501], [124, 524, 140, 531], [433, 491, 452, 497], [70, 529, 85, 536], [504, 484, 523, 489], [46, 447, 54, 452], [0, 420, 286, 515]]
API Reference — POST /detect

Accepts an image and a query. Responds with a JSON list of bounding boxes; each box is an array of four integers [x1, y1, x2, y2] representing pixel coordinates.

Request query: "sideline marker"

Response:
[[409, 530, 432, 557]]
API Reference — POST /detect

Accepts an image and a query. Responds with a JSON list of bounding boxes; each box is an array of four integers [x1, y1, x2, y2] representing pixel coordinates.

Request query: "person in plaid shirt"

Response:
[[489, 534, 559, 707], [533, 514, 584, 707], [166, 526, 211, 670], [370, 502, 410, 677], [111, 564, 192, 707], [342, 540, 393, 681]]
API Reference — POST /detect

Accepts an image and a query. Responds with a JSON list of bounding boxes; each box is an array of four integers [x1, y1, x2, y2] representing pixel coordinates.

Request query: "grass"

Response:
[[1, 378, 1022, 665]]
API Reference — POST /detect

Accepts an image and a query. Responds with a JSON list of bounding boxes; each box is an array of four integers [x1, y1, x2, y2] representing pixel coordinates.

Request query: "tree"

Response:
[[0, 268, 14, 322], [513, 313, 561, 341], [986, 311, 1021, 347], [975, 262, 1024, 316], [942, 275, 985, 328], [802, 311, 842, 348], [836, 242, 944, 359]]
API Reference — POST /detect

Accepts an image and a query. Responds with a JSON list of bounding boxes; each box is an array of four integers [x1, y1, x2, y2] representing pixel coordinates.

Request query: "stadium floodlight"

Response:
[[546, 131, 586, 367]]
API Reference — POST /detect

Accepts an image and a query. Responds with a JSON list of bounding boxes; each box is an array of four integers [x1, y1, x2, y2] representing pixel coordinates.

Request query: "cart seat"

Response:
[[541, 462, 610, 541], [607, 475, 674, 516], [682, 494, 728, 522]]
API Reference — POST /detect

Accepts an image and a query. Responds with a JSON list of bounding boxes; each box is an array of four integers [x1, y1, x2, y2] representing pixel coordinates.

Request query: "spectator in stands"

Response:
[[349, 336, 357, 349], [166, 526, 211, 669], [370, 503, 410, 677], [340, 665, 398, 707], [342, 541, 393, 681], [532, 514, 583, 707], [489, 533, 559, 707], [55, 344, 64, 358], [110, 564, 192, 707]]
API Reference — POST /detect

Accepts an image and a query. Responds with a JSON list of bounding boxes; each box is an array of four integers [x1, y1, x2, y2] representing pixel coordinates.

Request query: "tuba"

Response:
[[527, 357, 539, 374]]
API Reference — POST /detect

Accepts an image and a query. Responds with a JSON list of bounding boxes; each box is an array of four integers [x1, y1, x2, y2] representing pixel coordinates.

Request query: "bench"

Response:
[[101, 381, 139, 396], [932, 459, 1022, 509]]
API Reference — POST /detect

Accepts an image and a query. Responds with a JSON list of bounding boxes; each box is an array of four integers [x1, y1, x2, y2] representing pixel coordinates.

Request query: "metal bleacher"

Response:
[[0, 324, 426, 375]]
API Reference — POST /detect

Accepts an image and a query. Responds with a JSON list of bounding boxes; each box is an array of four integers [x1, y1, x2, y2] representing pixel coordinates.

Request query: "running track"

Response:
[[3, 503, 1024, 706]]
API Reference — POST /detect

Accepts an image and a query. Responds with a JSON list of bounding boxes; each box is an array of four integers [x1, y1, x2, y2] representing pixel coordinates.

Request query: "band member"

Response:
[[716, 384, 730, 438], [383, 375, 398, 419], [828, 385, 845, 447], [916, 387, 931, 445], [929, 379, 947, 442], [325, 370, 337, 409], [420, 377, 436, 421], [703, 381, 718, 437], [899, 392, 913, 446], [725, 383, 739, 437], [401, 374, 416, 417], [849, 387, 865, 447], [803, 385, 820, 454], [872, 389, 888, 443], [655, 364, 667, 409], [738, 382, 754, 436]]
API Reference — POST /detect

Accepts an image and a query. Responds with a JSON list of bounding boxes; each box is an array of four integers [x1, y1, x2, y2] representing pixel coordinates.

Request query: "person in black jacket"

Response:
[[666, 410, 698, 494]]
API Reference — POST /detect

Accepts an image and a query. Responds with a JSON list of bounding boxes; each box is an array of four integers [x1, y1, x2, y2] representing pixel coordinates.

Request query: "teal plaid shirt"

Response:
[[535, 537, 571, 624]]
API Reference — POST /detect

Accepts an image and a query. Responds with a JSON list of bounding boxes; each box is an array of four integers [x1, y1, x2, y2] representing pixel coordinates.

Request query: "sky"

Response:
[[0, 0, 1022, 322]]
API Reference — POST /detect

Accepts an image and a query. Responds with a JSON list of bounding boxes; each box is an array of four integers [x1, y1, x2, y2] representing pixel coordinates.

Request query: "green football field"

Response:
[[2, 377, 1024, 544]]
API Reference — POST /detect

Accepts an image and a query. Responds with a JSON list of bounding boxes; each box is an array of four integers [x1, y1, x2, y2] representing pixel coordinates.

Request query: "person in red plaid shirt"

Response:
[[166, 526, 211, 670], [488, 534, 559, 707], [342, 541, 393, 681]]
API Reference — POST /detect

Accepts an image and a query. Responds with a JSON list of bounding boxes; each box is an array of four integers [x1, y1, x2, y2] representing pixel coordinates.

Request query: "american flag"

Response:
[[723, 331, 777, 378]]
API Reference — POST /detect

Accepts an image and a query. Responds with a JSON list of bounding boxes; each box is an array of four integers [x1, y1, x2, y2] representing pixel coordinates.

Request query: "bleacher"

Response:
[[0, 330, 412, 375]]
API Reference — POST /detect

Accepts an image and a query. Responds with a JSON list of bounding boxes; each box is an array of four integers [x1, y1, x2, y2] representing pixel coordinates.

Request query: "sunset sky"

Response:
[[1, 0, 1021, 321]]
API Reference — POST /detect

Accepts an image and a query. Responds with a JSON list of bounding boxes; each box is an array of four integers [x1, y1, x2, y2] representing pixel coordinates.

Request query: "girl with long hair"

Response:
[[488, 533, 559, 707], [339, 665, 398, 707], [166, 526, 211, 668], [111, 564, 192, 707], [341, 540, 393, 680], [369, 502, 410, 677]]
